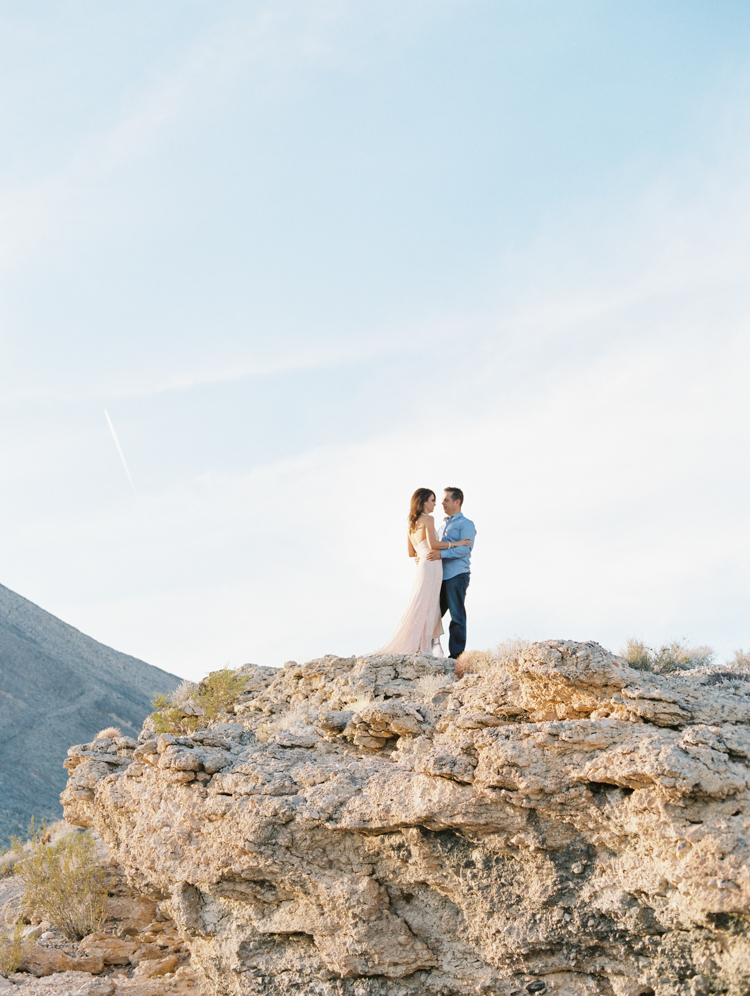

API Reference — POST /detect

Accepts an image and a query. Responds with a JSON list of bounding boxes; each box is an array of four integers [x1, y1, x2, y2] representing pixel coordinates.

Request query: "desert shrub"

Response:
[[653, 641, 714, 672], [170, 679, 197, 706], [456, 638, 531, 679], [414, 674, 453, 698], [620, 639, 715, 673], [732, 649, 750, 668], [494, 637, 531, 663], [0, 925, 34, 977], [95, 726, 122, 740], [346, 695, 373, 714], [454, 655, 470, 679], [455, 650, 491, 678], [16, 829, 107, 941], [256, 703, 328, 742], [9, 815, 48, 854], [150, 694, 199, 736], [621, 638, 653, 671], [274, 706, 313, 731], [0, 854, 16, 879], [197, 668, 247, 718], [151, 667, 248, 735]]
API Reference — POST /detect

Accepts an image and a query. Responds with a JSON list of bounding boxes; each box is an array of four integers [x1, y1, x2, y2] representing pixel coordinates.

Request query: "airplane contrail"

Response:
[[104, 409, 143, 511]]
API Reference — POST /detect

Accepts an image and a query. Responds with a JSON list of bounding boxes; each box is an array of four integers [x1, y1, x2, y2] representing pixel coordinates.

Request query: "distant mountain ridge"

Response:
[[0, 582, 180, 843]]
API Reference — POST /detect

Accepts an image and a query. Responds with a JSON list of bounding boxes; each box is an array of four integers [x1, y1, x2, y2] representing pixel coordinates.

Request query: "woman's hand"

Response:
[[458, 538, 472, 546]]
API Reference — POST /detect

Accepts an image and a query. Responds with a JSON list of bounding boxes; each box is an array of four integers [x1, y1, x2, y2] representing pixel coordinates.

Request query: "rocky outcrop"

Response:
[[62, 642, 750, 996]]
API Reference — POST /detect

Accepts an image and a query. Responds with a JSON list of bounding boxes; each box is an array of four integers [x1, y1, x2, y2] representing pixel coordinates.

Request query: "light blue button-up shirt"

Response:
[[436, 512, 476, 580]]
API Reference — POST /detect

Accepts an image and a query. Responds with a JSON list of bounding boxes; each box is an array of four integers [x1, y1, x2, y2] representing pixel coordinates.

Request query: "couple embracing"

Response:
[[377, 487, 476, 659]]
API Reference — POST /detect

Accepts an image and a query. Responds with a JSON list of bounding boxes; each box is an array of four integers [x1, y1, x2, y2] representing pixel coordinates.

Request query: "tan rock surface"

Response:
[[133, 954, 181, 978], [76, 933, 137, 966], [7, 966, 199, 995], [20, 948, 105, 977], [61, 642, 750, 995]]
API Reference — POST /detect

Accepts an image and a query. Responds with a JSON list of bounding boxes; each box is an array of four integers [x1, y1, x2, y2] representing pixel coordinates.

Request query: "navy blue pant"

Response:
[[440, 572, 470, 659]]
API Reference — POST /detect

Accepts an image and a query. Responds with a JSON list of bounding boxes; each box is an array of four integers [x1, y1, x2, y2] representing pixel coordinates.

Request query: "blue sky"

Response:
[[2, 1, 750, 678]]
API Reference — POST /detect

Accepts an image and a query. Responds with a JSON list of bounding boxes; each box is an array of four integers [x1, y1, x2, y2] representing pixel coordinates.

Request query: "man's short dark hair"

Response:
[[444, 487, 463, 505]]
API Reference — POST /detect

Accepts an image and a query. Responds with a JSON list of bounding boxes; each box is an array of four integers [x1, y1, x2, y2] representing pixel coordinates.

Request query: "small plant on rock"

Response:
[[9, 815, 48, 853], [16, 828, 107, 941], [621, 638, 653, 671], [95, 726, 122, 740], [170, 679, 197, 706], [197, 668, 247, 719], [150, 694, 200, 736], [456, 637, 530, 678], [0, 925, 34, 977], [494, 637, 530, 664], [274, 706, 313, 731], [620, 639, 715, 673], [414, 674, 453, 699], [653, 641, 714, 672], [151, 667, 248, 734], [455, 650, 491, 678]]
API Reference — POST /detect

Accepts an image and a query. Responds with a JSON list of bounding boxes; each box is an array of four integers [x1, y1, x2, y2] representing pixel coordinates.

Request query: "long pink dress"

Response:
[[376, 533, 444, 655]]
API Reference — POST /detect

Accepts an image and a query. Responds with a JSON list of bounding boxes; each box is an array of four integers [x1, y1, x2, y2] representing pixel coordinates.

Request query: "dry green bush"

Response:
[[0, 925, 34, 977], [152, 667, 248, 734], [621, 639, 715, 673], [732, 649, 750, 668], [8, 815, 48, 858], [16, 829, 107, 941], [197, 668, 247, 717], [150, 694, 200, 736]]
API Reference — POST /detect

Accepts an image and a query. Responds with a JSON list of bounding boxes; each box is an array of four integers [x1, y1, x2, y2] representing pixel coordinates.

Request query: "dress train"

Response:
[[376, 535, 443, 655]]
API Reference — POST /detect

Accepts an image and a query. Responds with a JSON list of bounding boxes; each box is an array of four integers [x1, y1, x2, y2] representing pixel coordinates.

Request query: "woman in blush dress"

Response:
[[376, 488, 473, 655]]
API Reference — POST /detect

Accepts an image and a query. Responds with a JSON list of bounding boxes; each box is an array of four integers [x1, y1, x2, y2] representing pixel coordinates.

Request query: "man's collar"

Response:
[[444, 512, 464, 521]]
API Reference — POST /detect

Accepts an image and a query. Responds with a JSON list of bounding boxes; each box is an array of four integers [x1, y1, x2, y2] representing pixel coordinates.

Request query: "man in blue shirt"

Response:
[[426, 487, 476, 659]]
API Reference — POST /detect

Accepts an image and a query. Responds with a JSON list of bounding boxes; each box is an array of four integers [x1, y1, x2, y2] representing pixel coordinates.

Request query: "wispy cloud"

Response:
[[0, 305, 471, 406], [0, 1, 359, 273]]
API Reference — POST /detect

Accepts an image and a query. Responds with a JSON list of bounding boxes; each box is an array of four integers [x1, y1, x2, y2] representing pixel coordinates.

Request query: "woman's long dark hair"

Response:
[[408, 488, 435, 530]]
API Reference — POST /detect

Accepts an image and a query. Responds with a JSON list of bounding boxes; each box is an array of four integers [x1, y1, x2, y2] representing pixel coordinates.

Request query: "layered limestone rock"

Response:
[[61, 642, 750, 996]]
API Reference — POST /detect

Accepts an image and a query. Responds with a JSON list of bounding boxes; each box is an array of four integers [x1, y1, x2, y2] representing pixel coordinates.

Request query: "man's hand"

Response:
[[425, 550, 441, 561]]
